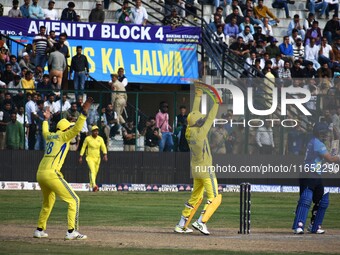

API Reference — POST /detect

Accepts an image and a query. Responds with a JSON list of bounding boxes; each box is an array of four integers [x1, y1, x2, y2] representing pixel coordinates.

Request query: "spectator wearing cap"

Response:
[[271, 0, 295, 19], [237, 25, 253, 44], [293, 37, 305, 60], [325, 0, 338, 18], [239, 16, 255, 34], [288, 15, 306, 41], [61, 2, 77, 21], [29, 0, 44, 19], [162, 8, 183, 29], [279, 36, 294, 63], [225, 7, 244, 26], [19, 52, 35, 72], [254, 0, 280, 26], [289, 29, 302, 45], [109, 73, 127, 126], [70, 46, 89, 100], [132, 0, 148, 26], [266, 38, 280, 59], [8, 0, 22, 18], [323, 14, 340, 44], [20, 0, 30, 18], [44, 0, 58, 20], [308, 0, 328, 19], [116, 0, 133, 24], [89, 1, 105, 23]]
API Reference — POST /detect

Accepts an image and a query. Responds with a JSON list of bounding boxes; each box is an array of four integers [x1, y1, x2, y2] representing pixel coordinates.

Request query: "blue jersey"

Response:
[[304, 137, 328, 173]]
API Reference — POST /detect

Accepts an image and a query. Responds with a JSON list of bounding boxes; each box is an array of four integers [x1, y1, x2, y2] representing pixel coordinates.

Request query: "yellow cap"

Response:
[[92, 125, 99, 131], [56, 119, 71, 131]]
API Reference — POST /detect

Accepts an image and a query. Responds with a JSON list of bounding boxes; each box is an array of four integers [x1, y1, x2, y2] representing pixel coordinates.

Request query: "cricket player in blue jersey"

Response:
[[292, 122, 340, 234], [33, 97, 93, 240]]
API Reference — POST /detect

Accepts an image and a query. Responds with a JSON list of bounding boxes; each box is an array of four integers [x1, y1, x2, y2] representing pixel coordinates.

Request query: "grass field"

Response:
[[1, 191, 340, 254]]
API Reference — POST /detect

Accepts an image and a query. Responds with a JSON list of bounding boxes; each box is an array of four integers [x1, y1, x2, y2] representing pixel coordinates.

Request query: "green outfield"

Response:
[[1, 191, 340, 255]]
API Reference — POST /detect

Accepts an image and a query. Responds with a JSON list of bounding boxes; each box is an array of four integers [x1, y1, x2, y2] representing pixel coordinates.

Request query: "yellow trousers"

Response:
[[182, 177, 218, 218], [37, 170, 80, 231], [86, 157, 101, 188]]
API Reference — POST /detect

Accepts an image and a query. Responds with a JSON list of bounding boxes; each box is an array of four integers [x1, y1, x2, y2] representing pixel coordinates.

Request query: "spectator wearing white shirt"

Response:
[[259, 17, 273, 38], [244, 52, 257, 72], [256, 121, 274, 154], [305, 38, 321, 70], [318, 36, 336, 68], [271, 54, 285, 71], [132, 0, 148, 26], [25, 93, 38, 150], [44, 93, 57, 114], [118, 67, 128, 87], [289, 29, 302, 45], [44, 0, 58, 20], [287, 14, 305, 41], [54, 94, 71, 114]]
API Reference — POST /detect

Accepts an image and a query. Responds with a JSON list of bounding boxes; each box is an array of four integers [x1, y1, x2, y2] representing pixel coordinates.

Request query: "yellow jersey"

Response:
[[21, 78, 36, 94], [80, 135, 107, 158], [37, 114, 86, 172]]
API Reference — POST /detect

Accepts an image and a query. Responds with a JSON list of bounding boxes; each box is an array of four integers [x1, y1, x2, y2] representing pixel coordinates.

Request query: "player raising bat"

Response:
[[174, 84, 222, 235]]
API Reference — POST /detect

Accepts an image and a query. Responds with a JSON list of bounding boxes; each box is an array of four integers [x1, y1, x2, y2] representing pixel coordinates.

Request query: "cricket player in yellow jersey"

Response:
[[175, 88, 221, 235], [33, 97, 93, 240], [79, 125, 108, 192]]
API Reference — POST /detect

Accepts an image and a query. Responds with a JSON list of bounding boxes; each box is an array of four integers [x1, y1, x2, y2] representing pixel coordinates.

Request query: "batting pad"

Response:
[[311, 192, 329, 233], [184, 197, 203, 229], [292, 188, 313, 230], [202, 194, 222, 223]]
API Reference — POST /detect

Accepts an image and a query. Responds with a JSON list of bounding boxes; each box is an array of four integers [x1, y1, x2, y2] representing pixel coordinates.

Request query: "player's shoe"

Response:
[[33, 229, 48, 238], [92, 185, 99, 192], [64, 230, 87, 240], [192, 221, 210, 235], [307, 224, 325, 234], [174, 225, 193, 234], [294, 227, 304, 234]]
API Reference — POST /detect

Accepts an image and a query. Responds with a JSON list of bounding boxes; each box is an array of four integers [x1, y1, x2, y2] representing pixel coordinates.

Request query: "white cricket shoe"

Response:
[[192, 221, 210, 235], [174, 225, 193, 234], [33, 229, 48, 238], [64, 230, 87, 240], [294, 227, 304, 234], [307, 224, 325, 234]]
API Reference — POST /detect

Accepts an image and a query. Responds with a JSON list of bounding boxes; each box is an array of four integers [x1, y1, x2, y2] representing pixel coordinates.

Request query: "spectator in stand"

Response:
[[305, 38, 321, 70], [20, 0, 30, 18], [62, 102, 80, 122], [210, 7, 225, 24], [289, 29, 302, 45], [308, 0, 328, 19], [256, 120, 274, 154], [229, 36, 250, 59], [37, 74, 52, 100], [305, 20, 322, 46], [116, 0, 133, 24], [210, 124, 228, 154], [239, 16, 255, 34], [225, 7, 244, 26], [237, 25, 254, 44], [242, 0, 253, 15], [287, 122, 306, 155], [20, 70, 35, 94], [325, 0, 339, 18], [244, 52, 257, 72], [44, 93, 57, 116], [288, 14, 306, 41], [58, 33, 70, 90], [224, 17, 239, 46], [253, 26, 267, 44], [0, 102, 12, 150], [117, 67, 128, 88], [70, 46, 89, 100], [6, 112, 24, 150], [318, 64, 332, 94], [7, 75, 23, 106], [323, 14, 340, 44], [47, 31, 58, 48], [319, 36, 335, 68], [245, 9, 262, 26], [208, 14, 222, 33], [290, 60, 305, 78], [89, 1, 105, 23], [254, 39, 266, 57], [1, 63, 14, 86], [61, 2, 77, 22], [25, 93, 38, 150], [142, 116, 161, 152], [29, 0, 44, 19], [266, 38, 280, 59], [8, 0, 22, 18], [226, 0, 244, 17], [259, 17, 273, 42], [214, 24, 226, 45], [185, 0, 198, 21], [278, 60, 292, 79], [304, 12, 316, 31], [293, 38, 305, 60], [132, 0, 148, 26], [19, 52, 35, 72], [9, 55, 21, 76], [271, 53, 285, 71], [279, 36, 294, 63], [44, 0, 58, 20], [110, 73, 127, 126], [48, 43, 66, 91], [55, 94, 71, 114], [122, 120, 139, 151], [162, 8, 183, 29], [156, 101, 174, 152], [303, 62, 317, 78], [33, 26, 49, 69], [271, 0, 295, 19], [254, 0, 280, 26], [105, 103, 119, 138], [35, 100, 46, 150]]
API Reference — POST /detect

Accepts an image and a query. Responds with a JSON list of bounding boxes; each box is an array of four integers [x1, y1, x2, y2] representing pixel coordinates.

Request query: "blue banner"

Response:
[[0, 17, 200, 44]]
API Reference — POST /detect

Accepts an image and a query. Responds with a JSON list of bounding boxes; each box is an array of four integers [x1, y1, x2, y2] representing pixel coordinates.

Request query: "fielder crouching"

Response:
[[175, 88, 221, 235], [292, 122, 340, 234]]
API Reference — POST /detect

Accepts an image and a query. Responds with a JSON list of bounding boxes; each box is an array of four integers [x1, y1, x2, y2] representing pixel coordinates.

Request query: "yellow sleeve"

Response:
[[266, 7, 276, 19], [80, 136, 88, 156], [61, 114, 86, 142], [192, 90, 202, 112], [42, 121, 50, 140], [200, 103, 219, 136], [100, 137, 107, 154]]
